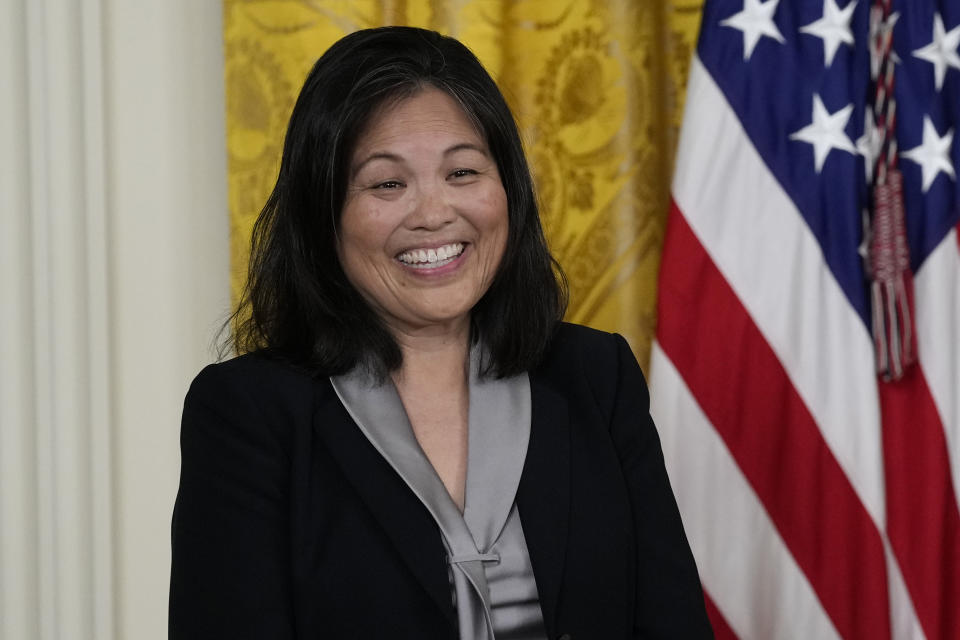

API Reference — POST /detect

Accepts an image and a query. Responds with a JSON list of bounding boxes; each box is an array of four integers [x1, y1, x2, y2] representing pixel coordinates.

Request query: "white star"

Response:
[[900, 116, 955, 192], [912, 13, 960, 91], [720, 0, 786, 61], [857, 109, 883, 182], [789, 94, 857, 173], [800, 0, 857, 66]]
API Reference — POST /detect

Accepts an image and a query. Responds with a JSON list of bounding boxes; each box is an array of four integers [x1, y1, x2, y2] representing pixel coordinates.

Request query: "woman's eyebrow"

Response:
[[352, 143, 490, 178], [444, 142, 489, 157], [351, 152, 403, 178]]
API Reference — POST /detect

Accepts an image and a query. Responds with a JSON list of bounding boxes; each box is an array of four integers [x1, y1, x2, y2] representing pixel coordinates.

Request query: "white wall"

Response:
[[0, 1, 230, 638]]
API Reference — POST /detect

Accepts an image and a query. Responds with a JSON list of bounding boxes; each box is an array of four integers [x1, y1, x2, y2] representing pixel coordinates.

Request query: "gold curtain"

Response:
[[224, 0, 703, 370]]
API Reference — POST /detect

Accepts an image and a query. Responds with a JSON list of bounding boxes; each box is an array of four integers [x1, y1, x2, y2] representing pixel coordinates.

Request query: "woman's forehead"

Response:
[[350, 88, 488, 162]]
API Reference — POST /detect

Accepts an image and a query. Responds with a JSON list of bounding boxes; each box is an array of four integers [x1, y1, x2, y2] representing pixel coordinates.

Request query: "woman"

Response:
[[170, 26, 712, 640]]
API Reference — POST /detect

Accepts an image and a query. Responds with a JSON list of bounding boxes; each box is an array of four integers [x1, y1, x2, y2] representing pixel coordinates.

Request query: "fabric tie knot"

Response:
[[448, 551, 501, 565]]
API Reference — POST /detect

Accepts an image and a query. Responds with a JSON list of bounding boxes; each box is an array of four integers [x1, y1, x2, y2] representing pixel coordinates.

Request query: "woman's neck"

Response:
[[388, 319, 471, 511], [388, 317, 472, 388]]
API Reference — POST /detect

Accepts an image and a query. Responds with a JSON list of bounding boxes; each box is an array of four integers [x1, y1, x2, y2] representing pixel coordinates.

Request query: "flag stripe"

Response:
[[884, 541, 929, 640], [657, 207, 891, 640], [651, 342, 841, 640], [674, 56, 887, 531], [915, 228, 960, 499], [703, 590, 739, 640], [879, 369, 960, 640]]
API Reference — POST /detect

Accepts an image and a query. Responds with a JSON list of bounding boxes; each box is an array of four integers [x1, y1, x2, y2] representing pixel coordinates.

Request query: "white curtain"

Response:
[[0, 1, 229, 638]]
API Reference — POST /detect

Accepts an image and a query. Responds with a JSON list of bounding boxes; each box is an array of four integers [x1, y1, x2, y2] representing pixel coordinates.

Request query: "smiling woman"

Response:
[[170, 26, 712, 640]]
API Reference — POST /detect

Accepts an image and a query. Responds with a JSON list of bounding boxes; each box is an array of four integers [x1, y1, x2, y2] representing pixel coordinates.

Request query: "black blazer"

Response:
[[169, 323, 713, 639]]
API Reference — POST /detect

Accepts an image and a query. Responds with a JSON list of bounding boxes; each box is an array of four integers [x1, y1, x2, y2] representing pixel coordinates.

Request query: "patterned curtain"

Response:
[[223, 0, 703, 370]]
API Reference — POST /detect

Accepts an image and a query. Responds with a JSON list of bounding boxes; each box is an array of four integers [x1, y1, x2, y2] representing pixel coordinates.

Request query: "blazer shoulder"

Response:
[[184, 352, 331, 441], [536, 322, 642, 417], [189, 350, 322, 397], [539, 322, 627, 378], [550, 321, 620, 357]]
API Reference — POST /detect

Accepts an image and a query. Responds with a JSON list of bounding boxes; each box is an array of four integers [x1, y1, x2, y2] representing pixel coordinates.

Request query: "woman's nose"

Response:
[[406, 184, 456, 230]]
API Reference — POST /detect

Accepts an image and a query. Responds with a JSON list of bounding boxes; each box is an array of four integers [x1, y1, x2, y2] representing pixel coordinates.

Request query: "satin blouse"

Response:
[[331, 350, 546, 640]]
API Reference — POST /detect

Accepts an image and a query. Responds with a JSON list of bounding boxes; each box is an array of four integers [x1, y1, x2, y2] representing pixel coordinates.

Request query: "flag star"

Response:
[[720, 0, 786, 61], [857, 109, 883, 182], [900, 116, 955, 192], [911, 13, 960, 91], [800, 0, 857, 66], [789, 94, 857, 173]]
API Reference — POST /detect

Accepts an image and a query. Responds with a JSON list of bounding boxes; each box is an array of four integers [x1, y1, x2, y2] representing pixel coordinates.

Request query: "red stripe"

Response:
[[880, 369, 960, 640], [703, 589, 738, 640], [656, 202, 891, 640]]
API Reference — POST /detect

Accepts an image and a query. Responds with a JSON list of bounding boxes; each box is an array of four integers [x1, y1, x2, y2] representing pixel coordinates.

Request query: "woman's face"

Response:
[[337, 88, 509, 337]]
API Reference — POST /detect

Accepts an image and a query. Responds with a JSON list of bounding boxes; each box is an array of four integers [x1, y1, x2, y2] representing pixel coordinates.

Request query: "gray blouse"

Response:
[[330, 352, 546, 640]]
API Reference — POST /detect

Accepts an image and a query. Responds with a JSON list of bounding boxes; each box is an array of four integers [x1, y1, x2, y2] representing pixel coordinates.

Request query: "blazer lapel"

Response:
[[517, 374, 571, 639], [311, 380, 456, 626]]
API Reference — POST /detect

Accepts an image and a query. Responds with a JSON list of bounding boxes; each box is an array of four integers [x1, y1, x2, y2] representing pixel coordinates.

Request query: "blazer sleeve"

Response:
[[169, 362, 295, 639], [607, 334, 714, 639]]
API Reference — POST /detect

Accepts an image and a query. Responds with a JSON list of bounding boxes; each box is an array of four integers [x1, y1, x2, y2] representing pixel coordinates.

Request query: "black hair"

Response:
[[228, 26, 567, 378]]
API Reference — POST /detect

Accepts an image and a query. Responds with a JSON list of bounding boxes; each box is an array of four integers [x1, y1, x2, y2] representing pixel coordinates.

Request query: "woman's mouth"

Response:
[[396, 242, 466, 269]]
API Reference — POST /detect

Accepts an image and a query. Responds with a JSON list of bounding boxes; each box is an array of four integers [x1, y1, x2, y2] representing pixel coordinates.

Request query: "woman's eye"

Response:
[[450, 168, 477, 179], [373, 180, 404, 190]]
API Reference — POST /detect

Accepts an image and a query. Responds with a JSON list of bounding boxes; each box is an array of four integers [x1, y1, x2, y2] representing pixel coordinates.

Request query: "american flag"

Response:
[[649, 0, 959, 638]]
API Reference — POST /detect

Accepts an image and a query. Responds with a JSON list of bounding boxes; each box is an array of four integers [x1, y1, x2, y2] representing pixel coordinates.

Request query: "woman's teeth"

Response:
[[397, 242, 464, 268]]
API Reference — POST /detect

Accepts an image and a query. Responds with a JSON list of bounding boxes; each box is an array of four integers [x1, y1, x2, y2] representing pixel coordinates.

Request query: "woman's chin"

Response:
[[386, 309, 472, 337]]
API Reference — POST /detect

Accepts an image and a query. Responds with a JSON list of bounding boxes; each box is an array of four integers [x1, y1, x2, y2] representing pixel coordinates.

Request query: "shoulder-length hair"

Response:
[[229, 26, 567, 378]]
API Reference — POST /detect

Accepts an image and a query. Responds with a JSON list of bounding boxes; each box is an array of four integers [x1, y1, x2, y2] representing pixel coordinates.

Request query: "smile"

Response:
[[396, 242, 465, 269]]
